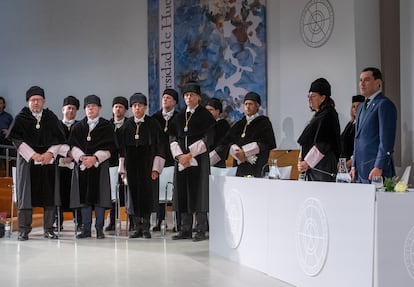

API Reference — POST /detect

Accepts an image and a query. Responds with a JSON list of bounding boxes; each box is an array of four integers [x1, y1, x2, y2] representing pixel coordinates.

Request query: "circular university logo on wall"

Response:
[[296, 197, 329, 276], [404, 225, 414, 280], [300, 0, 335, 48], [224, 189, 244, 249]]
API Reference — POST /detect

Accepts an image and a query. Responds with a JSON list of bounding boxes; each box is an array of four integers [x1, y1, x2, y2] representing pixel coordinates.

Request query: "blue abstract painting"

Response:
[[148, 0, 267, 123]]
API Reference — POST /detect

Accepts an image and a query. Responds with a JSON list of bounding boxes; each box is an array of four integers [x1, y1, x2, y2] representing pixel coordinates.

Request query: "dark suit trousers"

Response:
[[181, 212, 208, 233], [81, 206, 105, 231]]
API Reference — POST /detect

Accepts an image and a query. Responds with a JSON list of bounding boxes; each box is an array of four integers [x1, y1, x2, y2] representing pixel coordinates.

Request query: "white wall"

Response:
[[400, 0, 414, 169], [268, 0, 380, 150], [0, 0, 148, 120]]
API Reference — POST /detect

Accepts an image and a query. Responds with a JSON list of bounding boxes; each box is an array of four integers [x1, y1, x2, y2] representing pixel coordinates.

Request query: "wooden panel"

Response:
[[269, 149, 300, 180], [0, 177, 45, 230], [225, 149, 300, 180], [0, 177, 14, 218]]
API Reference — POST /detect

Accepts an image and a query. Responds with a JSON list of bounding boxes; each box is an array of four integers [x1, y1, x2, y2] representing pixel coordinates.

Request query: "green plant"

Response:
[[383, 176, 399, 192]]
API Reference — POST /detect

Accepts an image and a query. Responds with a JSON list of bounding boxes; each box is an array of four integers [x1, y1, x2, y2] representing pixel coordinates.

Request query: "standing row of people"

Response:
[[7, 66, 393, 241], [7, 81, 277, 242], [297, 67, 397, 184]]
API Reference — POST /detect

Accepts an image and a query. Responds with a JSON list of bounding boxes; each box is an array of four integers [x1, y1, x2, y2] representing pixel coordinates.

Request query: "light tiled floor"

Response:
[[0, 222, 293, 287]]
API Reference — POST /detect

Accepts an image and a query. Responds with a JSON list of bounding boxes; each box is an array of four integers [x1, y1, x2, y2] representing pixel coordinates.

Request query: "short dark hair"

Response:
[[0, 96, 5, 105], [362, 67, 382, 80]]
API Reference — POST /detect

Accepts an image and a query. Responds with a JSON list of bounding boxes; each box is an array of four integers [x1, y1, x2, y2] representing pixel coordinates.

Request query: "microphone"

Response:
[[309, 166, 336, 178]]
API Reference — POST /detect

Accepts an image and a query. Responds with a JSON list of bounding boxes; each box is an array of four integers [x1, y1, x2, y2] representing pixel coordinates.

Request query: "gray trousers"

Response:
[[18, 207, 55, 233]]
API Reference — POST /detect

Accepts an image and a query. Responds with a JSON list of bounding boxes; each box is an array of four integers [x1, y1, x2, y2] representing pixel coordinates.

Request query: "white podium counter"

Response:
[[209, 176, 414, 287]]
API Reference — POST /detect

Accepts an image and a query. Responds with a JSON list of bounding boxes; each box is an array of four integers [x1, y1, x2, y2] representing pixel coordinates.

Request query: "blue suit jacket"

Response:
[[353, 93, 397, 183]]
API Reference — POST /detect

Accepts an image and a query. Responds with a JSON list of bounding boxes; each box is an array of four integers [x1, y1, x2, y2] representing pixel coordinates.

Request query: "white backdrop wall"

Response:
[[0, 0, 147, 120], [267, 0, 380, 150], [0, 0, 412, 171], [400, 0, 414, 169]]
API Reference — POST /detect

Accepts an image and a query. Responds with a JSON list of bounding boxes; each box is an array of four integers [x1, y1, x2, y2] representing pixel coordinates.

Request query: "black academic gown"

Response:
[[297, 105, 341, 182], [7, 107, 66, 209], [169, 106, 216, 213], [109, 118, 127, 167], [151, 109, 178, 206], [216, 115, 276, 177], [340, 120, 356, 161], [211, 118, 231, 168], [118, 115, 165, 217], [152, 109, 178, 167], [58, 120, 78, 211], [69, 117, 117, 209], [108, 118, 127, 205]]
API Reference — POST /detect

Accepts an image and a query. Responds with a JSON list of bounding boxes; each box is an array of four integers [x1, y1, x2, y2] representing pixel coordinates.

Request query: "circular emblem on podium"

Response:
[[404, 226, 414, 280], [300, 0, 334, 48], [296, 197, 329, 276], [224, 189, 244, 249]]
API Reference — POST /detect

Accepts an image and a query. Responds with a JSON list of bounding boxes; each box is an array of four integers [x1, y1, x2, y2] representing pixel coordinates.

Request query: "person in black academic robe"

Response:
[[55, 96, 82, 231], [69, 95, 117, 239], [7, 86, 66, 241], [105, 96, 129, 232], [151, 88, 179, 232], [118, 93, 165, 239], [212, 92, 276, 177], [297, 78, 341, 182], [169, 81, 216, 242], [205, 97, 231, 168], [340, 95, 364, 169]]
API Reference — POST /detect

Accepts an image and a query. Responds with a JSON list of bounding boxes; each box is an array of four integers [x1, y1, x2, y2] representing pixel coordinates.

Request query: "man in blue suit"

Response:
[[350, 67, 397, 183]]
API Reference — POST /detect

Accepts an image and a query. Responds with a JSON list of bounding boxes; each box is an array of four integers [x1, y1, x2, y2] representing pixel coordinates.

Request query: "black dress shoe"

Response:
[[142, 231, 152, 239], [76, 230, 91, 239], [192, 232, 208, 242], [18, 232, 29, 241], [152, 226, 161, 232], [105, 224, 115, 232], [44, 230, 59, 239], [96, 229, 105, 239], [172, 231, 192, 240], [128, 230, 143, 238]]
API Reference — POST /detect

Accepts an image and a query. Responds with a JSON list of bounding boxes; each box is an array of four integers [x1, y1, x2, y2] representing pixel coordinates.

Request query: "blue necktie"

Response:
[[359, 99, 370, 125]]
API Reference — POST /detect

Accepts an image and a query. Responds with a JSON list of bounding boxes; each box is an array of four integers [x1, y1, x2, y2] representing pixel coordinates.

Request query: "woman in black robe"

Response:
[[297, 78, 341, 182]]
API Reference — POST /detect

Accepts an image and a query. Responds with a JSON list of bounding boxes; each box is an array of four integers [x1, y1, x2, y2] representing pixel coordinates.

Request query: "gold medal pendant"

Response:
[[36, 124, 40, 129], [184, 112, 192, 133], [241, 122, 248, 138], [87, 136, 91, 141], [135, 134, 139, 140]]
